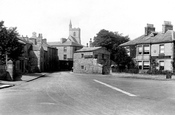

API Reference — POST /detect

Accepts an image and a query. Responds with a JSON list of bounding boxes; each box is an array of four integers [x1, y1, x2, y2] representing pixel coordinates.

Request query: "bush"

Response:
[[126, 69, 139, 74], [147, 69, 172, 75]]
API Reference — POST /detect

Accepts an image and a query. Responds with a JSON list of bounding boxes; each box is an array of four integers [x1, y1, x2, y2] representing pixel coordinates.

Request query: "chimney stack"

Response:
[[38, 33, 43, 38], [89, 38, 93, 47], [42, 39, 47, 44], [32, 32, 37, 38], [162, 21, 173, 33], [145, 24, 155, 36]]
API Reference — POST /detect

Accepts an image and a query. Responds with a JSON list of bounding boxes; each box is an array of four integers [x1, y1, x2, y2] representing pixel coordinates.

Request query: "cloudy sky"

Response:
[[0, 0, 175, 45]]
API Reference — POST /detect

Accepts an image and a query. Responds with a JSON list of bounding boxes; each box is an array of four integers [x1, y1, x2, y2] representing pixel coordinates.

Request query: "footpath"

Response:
[[111, 72, 175, 80], [0, 73, 46, 89]]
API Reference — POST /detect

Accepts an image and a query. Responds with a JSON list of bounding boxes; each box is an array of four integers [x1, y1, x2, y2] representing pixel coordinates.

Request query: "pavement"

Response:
[[111, 72, 175, 80], [0, 73, 46, 89]]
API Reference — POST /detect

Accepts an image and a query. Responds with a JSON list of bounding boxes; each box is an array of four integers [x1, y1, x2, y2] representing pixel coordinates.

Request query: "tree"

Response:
[[93, 29, 135, 71], [0, 21, 24, 65]]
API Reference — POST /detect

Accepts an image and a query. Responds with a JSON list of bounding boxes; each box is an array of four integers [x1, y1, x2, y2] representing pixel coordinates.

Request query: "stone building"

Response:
[[73, 47, 110, 74], [28, 32, 59, 72], [48, 21, 83, 70], [20, 32, 59, 73], [120, 21, 175, 73]]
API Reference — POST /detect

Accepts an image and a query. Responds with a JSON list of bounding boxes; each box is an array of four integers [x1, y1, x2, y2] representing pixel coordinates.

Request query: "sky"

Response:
[[0, 0, 175, 45]]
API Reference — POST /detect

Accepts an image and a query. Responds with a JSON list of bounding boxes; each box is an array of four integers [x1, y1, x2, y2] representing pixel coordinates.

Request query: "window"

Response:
[[160, 45, 164, 54], [63, 47, 67, 52], [143, 45, 150, 54], [143, 61, 150, 69], [138, 46, 142, 55], [63, 54, 67, 60], [73, 32, 76, 36], [81, 54, 84, 58], [94, 54, 98, 59], [81, 65, 84, 69], [138, 61, 142, 69], [159, 61, 164, 70]]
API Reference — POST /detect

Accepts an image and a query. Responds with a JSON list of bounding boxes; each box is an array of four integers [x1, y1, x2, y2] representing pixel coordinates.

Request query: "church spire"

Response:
[[69, 20, 72, 29]]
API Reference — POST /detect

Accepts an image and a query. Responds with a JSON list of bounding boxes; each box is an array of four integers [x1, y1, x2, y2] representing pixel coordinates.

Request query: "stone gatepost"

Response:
[[6, 60, 13, 81]]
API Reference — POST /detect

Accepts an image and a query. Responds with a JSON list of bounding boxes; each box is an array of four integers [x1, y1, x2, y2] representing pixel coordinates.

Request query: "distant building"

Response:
[[73, 47, 110, 74], [120, 21, 175, 73], [48, 21, 83, 70]]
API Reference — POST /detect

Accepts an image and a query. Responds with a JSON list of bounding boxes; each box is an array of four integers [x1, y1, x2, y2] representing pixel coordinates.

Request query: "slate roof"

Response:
[[47, 42, 61, 46], [68, 35, 78, 43], [76, 47, 102, 52], [120, 30, 175, 46]]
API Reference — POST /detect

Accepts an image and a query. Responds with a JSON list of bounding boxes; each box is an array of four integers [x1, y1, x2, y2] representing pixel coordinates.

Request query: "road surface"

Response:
[[0, 72, 175, 115]]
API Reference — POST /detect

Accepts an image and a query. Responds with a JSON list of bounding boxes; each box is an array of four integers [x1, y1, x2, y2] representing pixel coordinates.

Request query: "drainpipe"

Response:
[[172, 31, 174, 73]]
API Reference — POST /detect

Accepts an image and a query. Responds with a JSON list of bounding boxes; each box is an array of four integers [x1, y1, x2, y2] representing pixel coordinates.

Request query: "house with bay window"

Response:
[[120, 21, 175, 73]]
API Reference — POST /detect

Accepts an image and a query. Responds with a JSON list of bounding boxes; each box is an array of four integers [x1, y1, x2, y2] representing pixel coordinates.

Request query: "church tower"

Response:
[[69, 20, 81, 44]]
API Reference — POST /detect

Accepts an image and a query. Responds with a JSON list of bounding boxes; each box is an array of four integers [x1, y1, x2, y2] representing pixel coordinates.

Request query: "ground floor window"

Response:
[[159, 61, 164, 70], [138, 61, 142, 69], [143, 61, 150, 69], [81, 65, 84, 69]]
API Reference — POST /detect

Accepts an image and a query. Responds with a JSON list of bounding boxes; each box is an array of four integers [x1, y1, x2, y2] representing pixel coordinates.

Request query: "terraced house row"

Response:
[[120, 21, 175, 73]]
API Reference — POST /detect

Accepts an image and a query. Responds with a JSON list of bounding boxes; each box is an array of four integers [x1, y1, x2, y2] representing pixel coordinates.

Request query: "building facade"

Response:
[[73, 47, 110, 74], [120, 21, 175, 73]]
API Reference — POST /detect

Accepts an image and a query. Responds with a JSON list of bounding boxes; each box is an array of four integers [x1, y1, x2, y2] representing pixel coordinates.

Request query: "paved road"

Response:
[[0, 72, 175, 115]]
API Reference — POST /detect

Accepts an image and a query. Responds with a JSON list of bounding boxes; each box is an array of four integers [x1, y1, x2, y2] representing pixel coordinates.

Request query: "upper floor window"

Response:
[[63, 47, 67, 52], [138, 46, 142, 55], [159, 61, 164, 70], [73, 32, 76, 36], [143, 45, 150, 54], [160, 45, 164, 54]]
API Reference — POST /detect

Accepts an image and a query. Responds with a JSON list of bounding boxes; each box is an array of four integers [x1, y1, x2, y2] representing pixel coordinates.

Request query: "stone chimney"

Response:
[[145, 24, 155, 36], [86, 43, 88, 47], [60, 38, 67, 43], [32, 32, 37, 38], [89, 38, 93, 47], [162, 21, 173, 33], [38, 33, 43, 38], [42, 39, 47, 44]]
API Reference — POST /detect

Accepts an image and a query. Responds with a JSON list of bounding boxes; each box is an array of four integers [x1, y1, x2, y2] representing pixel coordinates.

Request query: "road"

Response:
[[0, 72, 175, 115]]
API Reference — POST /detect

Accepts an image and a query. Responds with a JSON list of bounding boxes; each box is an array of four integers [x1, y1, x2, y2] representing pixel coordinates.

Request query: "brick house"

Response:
[[120, 21, 175, 73], [73, 47, 110, 74]]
